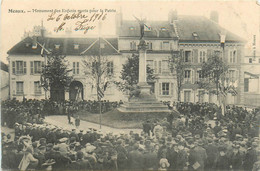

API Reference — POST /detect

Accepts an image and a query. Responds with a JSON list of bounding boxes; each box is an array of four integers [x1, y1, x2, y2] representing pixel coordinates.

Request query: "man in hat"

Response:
[[243, 142, 258, 170], [76, 151, 92, 170], [115, 139, 128, 170], [215, 146, 230, 170], [47, 129, 57, 144], [34, 145, 46, 170], [55, 138, 69, 156], [188, 140, 207, 170], [205, 138, 218, 170], [128, 143, 144, 170], [230, 144, 243, 170], [45, 143, 55, 160]]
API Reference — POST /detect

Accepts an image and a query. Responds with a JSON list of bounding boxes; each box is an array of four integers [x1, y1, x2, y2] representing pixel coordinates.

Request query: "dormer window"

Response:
[[161, 27, 167, 31], [74, 44, 79, 50], [129, 27, 135, 31], [192, 32, 198, 39], [25, 43, 31, 47], [54, 44, 60, 49], [192, 32, 198, 37]]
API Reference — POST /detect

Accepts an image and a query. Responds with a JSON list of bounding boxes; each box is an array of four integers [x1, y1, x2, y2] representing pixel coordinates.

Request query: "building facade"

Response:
[[1, 62, 9, 101], [7, 11, 246, 105]]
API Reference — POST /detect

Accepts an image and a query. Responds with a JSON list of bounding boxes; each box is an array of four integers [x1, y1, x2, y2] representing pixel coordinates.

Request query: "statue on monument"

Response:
[[133, 15, 148, 40]]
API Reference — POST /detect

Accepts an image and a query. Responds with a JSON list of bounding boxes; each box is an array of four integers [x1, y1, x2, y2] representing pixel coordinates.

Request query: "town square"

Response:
[[1, 1, 260, 170]]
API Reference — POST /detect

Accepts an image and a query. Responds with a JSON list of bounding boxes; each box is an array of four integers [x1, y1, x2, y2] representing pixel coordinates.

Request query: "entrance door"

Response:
[[69, 81, 84, 101]]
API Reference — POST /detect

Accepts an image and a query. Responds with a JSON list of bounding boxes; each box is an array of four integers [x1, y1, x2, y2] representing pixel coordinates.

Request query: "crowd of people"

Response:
[[1, 99, 121, 128], [1, 101, 260, 170]]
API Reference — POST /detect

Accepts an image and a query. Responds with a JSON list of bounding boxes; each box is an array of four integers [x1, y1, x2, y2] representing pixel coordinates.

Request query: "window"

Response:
[[229, 50, 237, 63], [184, 51, 192, 62], [16, 82, 24, 95], [130, 41, 136, 50], [161, 41, 170, 50], [30, 61, 42, 74], [54, 44, 60, 49], [162, 60, 169, 73], [73, 62, 80, 74], [198, 90, 204, 103], [258, 58, 260, 63], [184, 70, 191, 83], [229, 70, 237, 82], [184, 91, 191, 102], [162, 83, 169, 95], [199, 50, 207, 63], [147, 42, 153, 50], [146, 60, 153, 69], [197, 70, 203, 82], [107, 61, 113, 75], [129, 27, 135, 31], [249, 58, 252, 63], [12, 61, 27, 75], [34, 81, 41, 95]]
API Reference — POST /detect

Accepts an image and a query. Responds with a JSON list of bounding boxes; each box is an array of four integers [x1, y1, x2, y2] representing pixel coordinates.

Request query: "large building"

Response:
[[1, 61, 9, 101], [7, 11, 246, 105]]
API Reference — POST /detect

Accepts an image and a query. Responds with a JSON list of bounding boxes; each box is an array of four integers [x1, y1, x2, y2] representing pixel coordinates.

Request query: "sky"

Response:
[[1, 0, 260, 63]]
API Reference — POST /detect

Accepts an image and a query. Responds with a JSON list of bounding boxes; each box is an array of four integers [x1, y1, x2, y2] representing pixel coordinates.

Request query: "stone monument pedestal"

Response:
[[118, 39, 171, 113]]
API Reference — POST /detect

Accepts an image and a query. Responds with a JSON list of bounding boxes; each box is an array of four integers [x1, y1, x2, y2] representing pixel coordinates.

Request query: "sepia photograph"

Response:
[[1, 0, 260, 170]]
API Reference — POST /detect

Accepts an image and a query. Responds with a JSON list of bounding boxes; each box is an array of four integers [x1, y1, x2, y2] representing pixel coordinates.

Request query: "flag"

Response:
[[97, 86, 104, 99], [104, 82, 108, 91], [41, 43, 45, 57]]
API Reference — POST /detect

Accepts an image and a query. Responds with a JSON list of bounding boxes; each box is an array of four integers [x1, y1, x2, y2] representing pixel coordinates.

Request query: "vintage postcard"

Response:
[[1, 0, 260, 170]]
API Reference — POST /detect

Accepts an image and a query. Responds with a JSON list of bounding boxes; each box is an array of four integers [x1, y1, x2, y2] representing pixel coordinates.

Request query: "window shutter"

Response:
[[77, 62, 80, 74], [30, 61, 34, 74], [41, 62, 44, 72], [159, 61, 162, 73], [170, 83, 174, 95], [23, 61, 27, 74], [73, 62, 75, 74], [12, 61, 16, 74], [236, 70, 239, 81], [191, 51, 194, 63], [159, 83, 162, 95], [160, 42, 163, 50], [154, 61, 157, 73], [191, 70, 194, 83]]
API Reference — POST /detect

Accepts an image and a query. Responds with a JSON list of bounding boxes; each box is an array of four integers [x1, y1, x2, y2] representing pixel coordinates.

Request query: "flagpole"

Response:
[[98, 21, 102, 129]]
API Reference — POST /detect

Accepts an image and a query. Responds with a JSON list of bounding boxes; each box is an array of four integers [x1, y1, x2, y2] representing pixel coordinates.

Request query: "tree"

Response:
[[82, 55, 115, 100], [168, 50, 187, 101], [198, 54, 238, 114], [41, 51, 73, 101], [115, 53, 155, 98]]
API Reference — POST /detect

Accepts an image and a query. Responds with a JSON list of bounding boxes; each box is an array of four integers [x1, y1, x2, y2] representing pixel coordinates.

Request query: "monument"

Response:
[[118, 17, 171, 113]]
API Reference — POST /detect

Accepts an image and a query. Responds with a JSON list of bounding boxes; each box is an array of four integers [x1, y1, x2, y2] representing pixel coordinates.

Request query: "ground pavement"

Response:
[[45, 115, 142, 134]]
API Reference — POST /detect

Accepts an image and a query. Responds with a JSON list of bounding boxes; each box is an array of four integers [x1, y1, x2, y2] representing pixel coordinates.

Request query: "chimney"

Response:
[[168, 10, 178, 24], [210, 11, 219, 23], [115, 8, 123, 35]]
